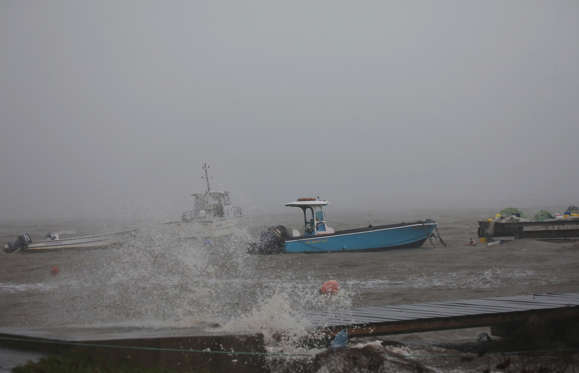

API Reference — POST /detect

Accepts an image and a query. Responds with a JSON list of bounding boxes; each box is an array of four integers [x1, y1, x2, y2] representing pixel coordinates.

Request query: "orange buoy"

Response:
[[50, 266, 59, 276], [320, 280, 339, 295]]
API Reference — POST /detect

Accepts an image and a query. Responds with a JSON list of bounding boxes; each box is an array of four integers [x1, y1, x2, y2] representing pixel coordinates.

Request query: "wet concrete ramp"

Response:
[[0, 326, 267, 372]]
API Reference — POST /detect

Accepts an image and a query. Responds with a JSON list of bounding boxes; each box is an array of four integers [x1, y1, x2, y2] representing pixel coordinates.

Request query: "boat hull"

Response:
[[24, 237, 120, 252], [284, 222, 436, 253], [166, 217, 244, 240], [478, 218, 579, 240], [6, 230, 135, 253]]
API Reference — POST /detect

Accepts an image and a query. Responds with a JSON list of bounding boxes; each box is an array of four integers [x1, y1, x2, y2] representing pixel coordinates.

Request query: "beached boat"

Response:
[[248, 198, 439, 254], [3, 230, 134, 253]]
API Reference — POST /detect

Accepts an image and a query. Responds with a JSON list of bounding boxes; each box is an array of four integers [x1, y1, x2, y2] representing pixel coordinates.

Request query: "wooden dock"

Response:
[[307, 292, 579, 338]]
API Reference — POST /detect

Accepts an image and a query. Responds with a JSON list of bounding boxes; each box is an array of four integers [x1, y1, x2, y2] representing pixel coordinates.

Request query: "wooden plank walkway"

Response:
[[307, 292, 579, 337]]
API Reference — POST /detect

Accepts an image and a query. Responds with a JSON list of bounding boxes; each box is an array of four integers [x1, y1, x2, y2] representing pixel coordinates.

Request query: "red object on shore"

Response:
[[50, 266, 59, 276], [320, 280, 339, 295]]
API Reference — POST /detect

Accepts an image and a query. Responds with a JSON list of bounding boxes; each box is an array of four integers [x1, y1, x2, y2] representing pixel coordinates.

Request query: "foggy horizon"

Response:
[[1, 1, 578, 222]]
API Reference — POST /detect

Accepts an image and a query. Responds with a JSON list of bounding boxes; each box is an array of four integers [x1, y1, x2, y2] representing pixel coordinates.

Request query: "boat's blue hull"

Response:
[[284, 221, 436, 253]]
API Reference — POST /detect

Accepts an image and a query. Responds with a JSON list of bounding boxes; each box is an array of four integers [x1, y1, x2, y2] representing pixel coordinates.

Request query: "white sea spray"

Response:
[[221, 290, 310, 346], [37, 220, 354, 356], [0, 282, 55, 294]]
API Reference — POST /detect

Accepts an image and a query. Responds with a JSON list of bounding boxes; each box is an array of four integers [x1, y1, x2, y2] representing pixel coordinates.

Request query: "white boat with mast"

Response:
[[168, 163, 243, 240]]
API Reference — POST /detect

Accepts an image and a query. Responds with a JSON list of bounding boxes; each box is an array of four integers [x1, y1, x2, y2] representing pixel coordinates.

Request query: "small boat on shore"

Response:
[[248, 198, 439, 254], [3, 230, 135, 253]]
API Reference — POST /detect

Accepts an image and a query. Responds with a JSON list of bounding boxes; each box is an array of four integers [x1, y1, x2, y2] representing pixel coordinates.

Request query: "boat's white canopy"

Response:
[[285, 200, 329, 207]]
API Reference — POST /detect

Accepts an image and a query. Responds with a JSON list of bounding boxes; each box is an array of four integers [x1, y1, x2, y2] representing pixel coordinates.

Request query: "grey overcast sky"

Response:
[[1, 0, 578, 221]]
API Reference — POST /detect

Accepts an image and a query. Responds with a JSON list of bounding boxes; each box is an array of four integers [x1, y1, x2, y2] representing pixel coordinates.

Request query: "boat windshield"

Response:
[[304, 207, 315, 234]]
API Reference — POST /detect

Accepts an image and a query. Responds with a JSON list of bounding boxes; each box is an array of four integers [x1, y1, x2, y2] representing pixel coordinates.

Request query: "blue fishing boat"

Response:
[[249, 198, 441, 254]]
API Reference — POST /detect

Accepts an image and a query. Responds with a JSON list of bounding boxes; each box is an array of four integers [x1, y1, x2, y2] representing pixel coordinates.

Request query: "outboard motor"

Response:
[[248, 225, 288, 254], [3, 233, 32, 253]]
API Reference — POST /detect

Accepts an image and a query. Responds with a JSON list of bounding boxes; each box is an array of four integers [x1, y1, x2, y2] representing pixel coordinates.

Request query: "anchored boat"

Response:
[[478, 205, 579, 241], [249, 198, 439, 254], [166, 163, 243, 240], [3, 230, 134, 253]]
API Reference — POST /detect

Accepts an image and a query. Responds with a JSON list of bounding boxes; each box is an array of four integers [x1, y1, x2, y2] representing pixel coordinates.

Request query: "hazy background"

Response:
[[1, 0, 578, 222]]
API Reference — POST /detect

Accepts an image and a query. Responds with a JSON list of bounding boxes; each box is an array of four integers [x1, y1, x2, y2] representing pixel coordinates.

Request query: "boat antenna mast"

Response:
[[201, 162, 211, 194]]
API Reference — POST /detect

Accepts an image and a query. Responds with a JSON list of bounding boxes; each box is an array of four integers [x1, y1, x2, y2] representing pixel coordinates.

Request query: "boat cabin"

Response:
[[285, 198, 335, 237], [182, 191, 242, 222], [181, 163, 242, 222]]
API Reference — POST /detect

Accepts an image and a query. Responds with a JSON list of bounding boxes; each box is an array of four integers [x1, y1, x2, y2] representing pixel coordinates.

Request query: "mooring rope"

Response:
[[0, 336, 313, 358], [3, 335, 575, 361]]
